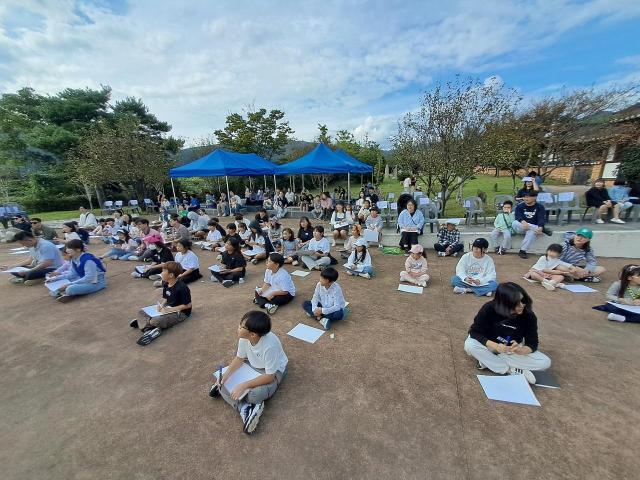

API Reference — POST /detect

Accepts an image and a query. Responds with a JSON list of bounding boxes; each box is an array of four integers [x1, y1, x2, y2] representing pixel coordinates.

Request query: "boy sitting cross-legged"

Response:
[[303, 266, 347, 330], [209, 310, 288, 435]]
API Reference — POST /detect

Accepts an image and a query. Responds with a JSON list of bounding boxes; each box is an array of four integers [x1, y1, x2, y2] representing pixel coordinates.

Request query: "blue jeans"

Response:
[[65, 279, 107, 297], [345, 265, 373, 276], [450, 275, 498, 296], [104, 248, 134, 260], [302, 301, 344, 324]]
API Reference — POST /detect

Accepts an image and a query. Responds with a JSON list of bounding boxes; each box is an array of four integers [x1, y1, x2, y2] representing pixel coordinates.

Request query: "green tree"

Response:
[[619, 145, 640, 181], [316, 124, 332, 145], [214, 107, 294, 159]]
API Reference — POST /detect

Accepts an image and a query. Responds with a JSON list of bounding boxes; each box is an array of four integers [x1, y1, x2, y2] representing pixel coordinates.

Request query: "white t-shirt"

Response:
[[65, 232, 81, 241], [403, 177, 411, 189], [264, 267, 296, 296], [206, 229, 222, 242], [531, 255, 570, 271], [175, 250, 200, 270], [307, 237, 330, 254], [236, 332, 288, 374], [455, 252, 496, 286]]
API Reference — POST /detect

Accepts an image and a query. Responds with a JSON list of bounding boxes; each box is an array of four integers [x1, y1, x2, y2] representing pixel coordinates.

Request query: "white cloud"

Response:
[[0, 0, 639, 149]]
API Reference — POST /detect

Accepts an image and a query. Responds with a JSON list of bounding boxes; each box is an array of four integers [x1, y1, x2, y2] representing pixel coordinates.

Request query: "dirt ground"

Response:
[[1, 221, 639, 480]]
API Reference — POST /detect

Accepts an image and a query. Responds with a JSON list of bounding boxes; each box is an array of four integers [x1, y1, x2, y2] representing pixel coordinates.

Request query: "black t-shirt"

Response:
[[152, 247, 174, 264], [368, 193, 379, 204], [298, 226, 314, 243], [162, 280, 192, 316], [468, 302, 539, 352], [521, 203, 538, 222], [222, 233, 242, 244], [585, 187, 611, 207], [222, 251, 247, 275]]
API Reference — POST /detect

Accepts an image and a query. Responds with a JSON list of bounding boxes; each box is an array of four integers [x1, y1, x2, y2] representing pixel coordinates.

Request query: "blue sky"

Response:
[[0, 0, 639, 148]]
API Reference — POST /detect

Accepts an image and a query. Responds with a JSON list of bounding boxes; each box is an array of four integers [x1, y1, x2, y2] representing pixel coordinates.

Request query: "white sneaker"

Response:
[[319, 317, 330, 330], [131, 272, 142, 278], [243, 402, 264, 434], [216, 254, 222, 261], [595, 218, 605, 224], [359, 272, 371, 279], [418, 281, 427, 287], [453, 286, 468, 294], [509, 367, 536, 385], [265, 303, 278, 315], [541, 279, 556, 291], [607, 313, 626, 322], [437, 252, 445, 257], [611, 218, 626, 224], [485, 291, 493, 297], [210, 275, 219, 282], [238, 277, 245, 284], [128, 256, 139, 261]]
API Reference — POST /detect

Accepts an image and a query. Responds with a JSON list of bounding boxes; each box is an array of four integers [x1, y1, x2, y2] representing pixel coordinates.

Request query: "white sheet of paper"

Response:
[[557, 192, 575, 202], [141, 305, 164, 318], [477, 374, 541, 406], [291, 270, 311, 277], [135, 265, 146, 274], [287, 323, 325, 344], [419, 197, 430, 205], [10, 247, 28, 251], [243, 249, 260, 256], [344, 263, 363, 272], [213, 363, 261, 399], [562, 284, 597, 293], [608, 302, 640, 314], [209, 264, 221, 272], [45, 279, 71, 292], [2, 266, 30, 273], [216, 247, 225, 252], [9, 250, 29, 255], [376, 201, 388, 209], [334, 222, 349, 229], [398, 284, 423, 294], [363, 229, 379, 243]]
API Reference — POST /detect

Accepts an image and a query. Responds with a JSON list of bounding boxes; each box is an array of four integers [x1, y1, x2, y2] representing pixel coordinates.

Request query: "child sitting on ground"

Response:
[[303, 266, 347, 330], [490, 200, 515, 255], [365, 206, 384, 246], [524, 243, 574, 291], [300, 226, 332, 270], [357, 200, 371, 225], [266, 217, 283, 251], [593, 264, 640, 323], [130, 261, 192, 346], [46, 239, 107, 303], [253, 253, 296, 315], [400, 244, 429, 287], [208, 310, 288, 435], [131, 234, 174, 281], [238, 222, 251, 247], [243, 221, 271, 265], [100, 229, 138, 260], [341, 224, 366, 259], [344, 239, 373, 279], [435, 220, 463, 257], [280, 228, 300, 265], [559, 228, 606, 283], [210, 237, 247, 287], [151, 239, 202, 287], [451, 238, 498, 297], [200, 219, 223, 250]]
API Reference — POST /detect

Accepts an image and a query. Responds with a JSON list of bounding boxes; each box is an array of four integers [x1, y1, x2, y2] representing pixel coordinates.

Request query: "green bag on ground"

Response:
[[382, 246, 404, 255]]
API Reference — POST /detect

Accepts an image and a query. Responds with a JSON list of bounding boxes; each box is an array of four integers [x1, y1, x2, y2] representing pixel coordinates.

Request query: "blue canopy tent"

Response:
[[276, 144, 373, 198], [169, 149, 277, 203]]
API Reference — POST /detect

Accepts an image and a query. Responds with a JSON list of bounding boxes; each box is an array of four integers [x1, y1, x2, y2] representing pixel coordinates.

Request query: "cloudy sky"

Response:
[[1, 0, 639, 148]]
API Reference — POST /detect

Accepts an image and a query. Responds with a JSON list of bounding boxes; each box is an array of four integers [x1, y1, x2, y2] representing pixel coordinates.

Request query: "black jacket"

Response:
[[468, 302, 539, 352]]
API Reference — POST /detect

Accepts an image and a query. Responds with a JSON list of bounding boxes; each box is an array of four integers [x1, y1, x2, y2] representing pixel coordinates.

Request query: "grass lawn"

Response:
[[30, 210, 82, 221]]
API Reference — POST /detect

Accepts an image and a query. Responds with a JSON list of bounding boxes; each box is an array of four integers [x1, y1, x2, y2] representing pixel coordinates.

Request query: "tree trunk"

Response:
[[95, 185, 105, 210], [83, 183, 94, 210]]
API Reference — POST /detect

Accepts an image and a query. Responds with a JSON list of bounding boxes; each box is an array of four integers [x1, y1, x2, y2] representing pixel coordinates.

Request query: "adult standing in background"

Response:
[[403, 176, 411, 192]]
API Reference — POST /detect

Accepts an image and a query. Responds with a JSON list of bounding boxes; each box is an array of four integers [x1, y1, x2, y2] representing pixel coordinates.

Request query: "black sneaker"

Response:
[[222, 279, 234, 288], [494, 247, 500, 254], [243, 402, 264, 434], [129, 319, 139, 329], [518, 250, 528, 259], [497, 247, 505, 255], [209, 384, 220, 398], [542, 226, 553, 236], [137, 327, 161, 346], [581, 276, 601, 283]]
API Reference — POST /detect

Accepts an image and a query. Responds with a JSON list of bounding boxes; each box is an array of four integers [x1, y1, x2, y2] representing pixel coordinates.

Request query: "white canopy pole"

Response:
[[302, 174, 305, 190], [322, 175, 325, 192], [170, 178, 177, 205], [273, 174, 277, 191], [348, 172, 351, 202], [225, 176, 231, 206]]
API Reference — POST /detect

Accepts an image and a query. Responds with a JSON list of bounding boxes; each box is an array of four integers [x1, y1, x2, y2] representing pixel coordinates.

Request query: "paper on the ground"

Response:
[[562, 284, 597, 293], [287, 323, 325, 344], [45, 279, 71, 293], [532, 370, 560, 389], [477, 374, 541, 406], [10, 247, 28, 251], [2, 266, 30, 273], [141, 304, 164, 318], [291, 270, 310, 277], [243, 248, 260, 256], [213, 363, 261, 400], [608, 302, 640, 314], [209, 264, 221, 273], [398, 284, 423, 294], [363, 229, 379, 243], [135, 265, 146, 274], [9, 250, 29, 255]]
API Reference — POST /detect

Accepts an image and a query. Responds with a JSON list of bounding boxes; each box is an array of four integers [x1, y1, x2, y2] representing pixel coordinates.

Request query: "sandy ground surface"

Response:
[[1, 221, 639, 480]]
